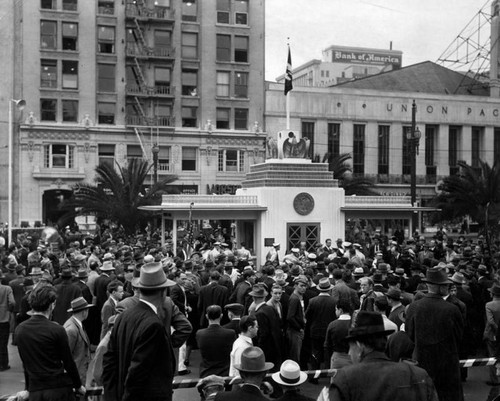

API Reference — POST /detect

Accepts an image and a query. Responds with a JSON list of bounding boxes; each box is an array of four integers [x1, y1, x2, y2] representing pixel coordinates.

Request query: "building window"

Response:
[[41, 20, 57, 50], [449, 126, 461, 174], [181, 32, 197, 59], [235, 0, 248, 25], [62, 23, 78, 51], [234, 72, 248, 98], [402, 126, 411, 175], [378, 125, 390, 175], [182, 0, 197, 21], [98, 102, 115, 124], [62, 100, 78, 122], [154, 67, 171, 91], [41, 99, 57, 121], [155, 103, 172, 126], [155, 30, 172, 56], [98, 144, 115, 167], [471, 126, 483, 168], [98, 26, 115, 53], [182, 147, 197, 171], [425, 125, 436, 167], [216, 108, 230, 129], [182, 69, 197, 96], [44, 144, 74, 168], [495, 128, 500, 166], [234, 36, 248, 62], [98, 63, 115, 92], [158, 146, 171, 171], [216, 71, 230, 97], [62, 60, 78, 89], [98, 0, 114, 15], [127, 145, 143, 162], [41, 59, 57, 88], [217, 0, 230, 23], [302, 121, 315, 159], [182, 106, 197, 127], [216, 34, 231, 62], [353, 124, 365, 175], [234, 108, 248, 130], [218, 149, 245, 172], [62, 0, 77, 11], [41, 0, 56, 10], [327, 123, 340, 159]]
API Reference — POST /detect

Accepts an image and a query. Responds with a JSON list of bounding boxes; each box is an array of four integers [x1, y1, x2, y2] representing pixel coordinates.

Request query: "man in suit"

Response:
[[64, 296, 93, 384], [196, 304, 236, 378], [484, 284, 500, 385], [286, 275, 308, 363], [94, 261, 115, 315], [252, 285, 283, 371], [0, 271, 15, 370], [16, 285, 85, 400], [198, 271, 229, 328], [215, 347, 274, 401], [387, 288, 405, 329], [305, 278, 337, 372], [76, 268, 100, 346], [406, 267, 464, 401], [102, 262, 177, 401], [100, 280, 124, 339], [53, 269, 82, 325], [222, 303, 244, 334]]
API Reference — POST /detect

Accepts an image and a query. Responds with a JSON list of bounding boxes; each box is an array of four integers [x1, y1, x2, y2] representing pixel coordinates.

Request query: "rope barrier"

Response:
[[1, 357, 497, 399]]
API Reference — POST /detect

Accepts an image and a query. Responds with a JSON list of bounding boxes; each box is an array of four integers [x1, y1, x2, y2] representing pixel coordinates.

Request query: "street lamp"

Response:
[[406, 99, 421, 233], [151, 143, 159, 185], [8, 99, 26, 245]]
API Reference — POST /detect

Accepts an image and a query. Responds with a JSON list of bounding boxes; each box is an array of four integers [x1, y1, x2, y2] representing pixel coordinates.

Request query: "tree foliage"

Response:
[[432, 159, 500, 246], [321, 152, 379, 196], [62, 158, 177, 234]]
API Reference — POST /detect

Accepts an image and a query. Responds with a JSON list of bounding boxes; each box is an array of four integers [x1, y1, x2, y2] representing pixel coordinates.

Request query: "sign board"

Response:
[[264, 238, 275, 247], [329, 49, 401, 67]]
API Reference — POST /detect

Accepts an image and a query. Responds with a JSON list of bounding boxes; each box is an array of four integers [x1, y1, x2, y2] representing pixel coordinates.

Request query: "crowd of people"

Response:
[[0, 224, 500, 400]]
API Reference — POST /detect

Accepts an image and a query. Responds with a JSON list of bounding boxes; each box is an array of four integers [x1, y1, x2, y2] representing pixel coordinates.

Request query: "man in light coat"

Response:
[[64, 296, 93, 384]]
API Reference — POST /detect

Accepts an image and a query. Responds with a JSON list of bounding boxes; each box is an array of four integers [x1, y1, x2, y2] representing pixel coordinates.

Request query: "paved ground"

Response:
[[0, 335, 496, 400]]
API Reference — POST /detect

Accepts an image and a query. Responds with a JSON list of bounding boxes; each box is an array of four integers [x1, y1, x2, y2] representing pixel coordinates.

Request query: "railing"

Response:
[[345, 196, 412, 205], [126, 84, 173, 96], [126, 45, 175, 59], [126, 115, 175, 127], [161, 194, 259, 205], [158, 162, 170, 172], [125, 5, 175, 20]]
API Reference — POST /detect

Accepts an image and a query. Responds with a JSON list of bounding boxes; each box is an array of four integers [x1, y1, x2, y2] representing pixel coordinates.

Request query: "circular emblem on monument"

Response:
[[293, 193, 315, 215]]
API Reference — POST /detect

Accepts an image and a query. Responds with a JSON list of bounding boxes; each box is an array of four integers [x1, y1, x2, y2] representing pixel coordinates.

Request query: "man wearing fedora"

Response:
[[484, 284, 500, 385], [53, 269, 82, 325], [305, 277, 336, 373], [64, 296, 93, 384], [16, 285, 86, 400], [330, 311, 438, 401], [272, 359, 314, 401], [102, 262, 177, 401], [406, 267, 464, 401], [215, 346, 274, 401]]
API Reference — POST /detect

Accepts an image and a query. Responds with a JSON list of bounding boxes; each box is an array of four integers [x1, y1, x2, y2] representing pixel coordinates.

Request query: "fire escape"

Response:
[[125, 0, 176, 128]]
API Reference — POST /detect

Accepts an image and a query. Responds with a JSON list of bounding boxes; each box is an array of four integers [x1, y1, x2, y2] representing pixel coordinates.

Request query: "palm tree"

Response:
[[320, 152, 379, 196], [61, 158, 177, 234], [432, 159, 500, 249]]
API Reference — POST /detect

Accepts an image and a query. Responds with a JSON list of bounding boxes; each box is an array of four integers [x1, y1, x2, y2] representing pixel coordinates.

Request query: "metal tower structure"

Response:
[[436, 0, 492, 93]]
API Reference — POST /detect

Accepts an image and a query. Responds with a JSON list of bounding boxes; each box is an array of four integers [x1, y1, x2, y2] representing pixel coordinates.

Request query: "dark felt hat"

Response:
[[422, 267, 452, 285], [67, 296, 94, 313], [346, 311, 395, 341]]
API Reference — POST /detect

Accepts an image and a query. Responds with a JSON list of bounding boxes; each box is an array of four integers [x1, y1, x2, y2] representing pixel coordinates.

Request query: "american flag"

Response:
[[284, 45, 293, 95]]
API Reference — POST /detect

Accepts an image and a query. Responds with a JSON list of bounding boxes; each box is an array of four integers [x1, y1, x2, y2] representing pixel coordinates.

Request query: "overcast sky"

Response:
[[265, 0, 489, 81]]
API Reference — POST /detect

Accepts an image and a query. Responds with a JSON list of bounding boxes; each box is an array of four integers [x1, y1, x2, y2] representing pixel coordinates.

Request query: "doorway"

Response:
[[42, 189, 73, 227], [287, 223, 320, 253]]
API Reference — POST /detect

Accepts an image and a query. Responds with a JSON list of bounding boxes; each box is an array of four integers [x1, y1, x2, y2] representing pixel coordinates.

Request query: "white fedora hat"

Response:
[[272, 359, 307, 386]]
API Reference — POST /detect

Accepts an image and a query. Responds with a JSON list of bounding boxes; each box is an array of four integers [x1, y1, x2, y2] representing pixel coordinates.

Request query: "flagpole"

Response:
[[285, 40, 293, 130]]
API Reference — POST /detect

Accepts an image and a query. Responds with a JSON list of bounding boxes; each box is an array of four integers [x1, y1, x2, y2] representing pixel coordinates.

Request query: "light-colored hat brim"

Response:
[[271, 370, 308, 386]]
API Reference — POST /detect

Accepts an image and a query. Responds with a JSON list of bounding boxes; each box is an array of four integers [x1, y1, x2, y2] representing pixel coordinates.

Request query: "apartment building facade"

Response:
[[1, 0, 266, 227]]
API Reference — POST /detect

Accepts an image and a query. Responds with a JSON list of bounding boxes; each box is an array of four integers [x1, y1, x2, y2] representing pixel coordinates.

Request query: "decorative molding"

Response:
[[206, 137, 261, 147], [81, 114, 92, 129], [53, 179, 65, 188], [172, 145, 181, 164], [25, 112, 37, 125], [27, 131, 90, 141]]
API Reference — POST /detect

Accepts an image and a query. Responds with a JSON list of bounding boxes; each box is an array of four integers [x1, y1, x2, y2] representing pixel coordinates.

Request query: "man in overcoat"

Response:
[[102, 262, 177, 401], [406, 267, 464, 401]]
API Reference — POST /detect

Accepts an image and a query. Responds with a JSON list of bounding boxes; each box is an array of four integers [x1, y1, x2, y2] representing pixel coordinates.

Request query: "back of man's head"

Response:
[[29, 284, 57, 312], [206, 305, 222, 321]]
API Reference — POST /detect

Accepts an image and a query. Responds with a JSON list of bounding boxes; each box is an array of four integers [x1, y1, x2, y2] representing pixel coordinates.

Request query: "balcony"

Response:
[[126, 45, 175, 60], [126, 115, 175, 127], [126, 84, 174, 97], [125, 5, 175, 22]]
